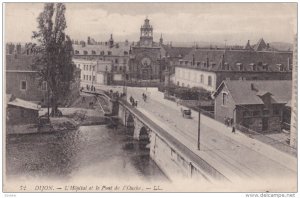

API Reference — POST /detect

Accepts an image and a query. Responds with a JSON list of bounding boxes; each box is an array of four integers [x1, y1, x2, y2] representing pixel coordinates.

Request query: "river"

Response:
[[5, 124, 168, 184]]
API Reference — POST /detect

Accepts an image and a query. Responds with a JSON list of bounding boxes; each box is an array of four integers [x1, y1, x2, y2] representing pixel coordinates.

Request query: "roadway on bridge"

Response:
[[126, 87, 297, 184]]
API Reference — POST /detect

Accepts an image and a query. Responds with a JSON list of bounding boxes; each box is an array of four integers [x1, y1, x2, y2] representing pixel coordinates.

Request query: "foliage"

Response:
[[31, 3, 76, 116], [161, 84, 212, 100]]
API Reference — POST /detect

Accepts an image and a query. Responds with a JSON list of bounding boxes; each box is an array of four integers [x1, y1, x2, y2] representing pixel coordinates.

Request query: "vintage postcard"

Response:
[[3, 2, 298, 194]]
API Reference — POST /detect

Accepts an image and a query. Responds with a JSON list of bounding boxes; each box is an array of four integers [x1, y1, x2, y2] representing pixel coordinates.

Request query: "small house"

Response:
[[212, 80, 292, 133]]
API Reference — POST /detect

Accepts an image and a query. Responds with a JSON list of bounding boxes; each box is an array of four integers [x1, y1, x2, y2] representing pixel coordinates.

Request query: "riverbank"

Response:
[[6, 93, 112, 135]]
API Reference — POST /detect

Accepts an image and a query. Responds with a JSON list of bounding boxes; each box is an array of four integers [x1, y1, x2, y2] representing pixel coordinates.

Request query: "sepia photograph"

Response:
[[3, 2, 298, 194]]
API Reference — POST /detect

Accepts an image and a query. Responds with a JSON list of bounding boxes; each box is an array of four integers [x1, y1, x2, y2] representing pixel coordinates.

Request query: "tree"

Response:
[[32, 3, 76, 117]]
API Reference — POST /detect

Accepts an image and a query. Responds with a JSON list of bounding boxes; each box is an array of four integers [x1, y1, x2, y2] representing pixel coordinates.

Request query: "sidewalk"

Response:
[[126, 88, 297, 182]]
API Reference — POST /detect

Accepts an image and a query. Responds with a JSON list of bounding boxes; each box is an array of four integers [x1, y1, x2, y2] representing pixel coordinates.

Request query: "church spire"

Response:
[[159, 33, 163, 45]]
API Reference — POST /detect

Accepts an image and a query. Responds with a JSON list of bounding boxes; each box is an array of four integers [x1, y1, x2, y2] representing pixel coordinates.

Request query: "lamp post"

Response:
[[197, 98, 201, 150]]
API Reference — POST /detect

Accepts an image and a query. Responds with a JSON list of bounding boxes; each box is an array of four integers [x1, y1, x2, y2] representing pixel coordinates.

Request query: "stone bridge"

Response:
[[117, 99, 228, 182]]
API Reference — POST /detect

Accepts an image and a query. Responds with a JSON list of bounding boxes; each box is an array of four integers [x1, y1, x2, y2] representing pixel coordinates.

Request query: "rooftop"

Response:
[[213, 80, 292, 105]]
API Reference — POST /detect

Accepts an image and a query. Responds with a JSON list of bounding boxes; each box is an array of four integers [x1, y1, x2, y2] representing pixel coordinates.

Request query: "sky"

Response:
[[4, 3, 297, 45]]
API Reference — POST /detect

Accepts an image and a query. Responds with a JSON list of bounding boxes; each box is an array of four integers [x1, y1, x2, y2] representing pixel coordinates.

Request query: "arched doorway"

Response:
[[139, 126, 150, 150]]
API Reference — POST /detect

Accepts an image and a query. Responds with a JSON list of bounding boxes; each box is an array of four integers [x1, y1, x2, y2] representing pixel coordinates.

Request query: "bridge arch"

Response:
[[139, 126, 150, 149]]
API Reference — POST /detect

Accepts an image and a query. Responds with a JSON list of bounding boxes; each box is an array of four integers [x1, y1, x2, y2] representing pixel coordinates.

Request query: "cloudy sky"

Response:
[[4, 3, 297, 45]]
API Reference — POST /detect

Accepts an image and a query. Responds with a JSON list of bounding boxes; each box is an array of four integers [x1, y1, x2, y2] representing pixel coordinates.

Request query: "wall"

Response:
[[214, 84, 236, 122], [174, 67, 217, 92], [6, 71, 47, 104], [7, 106, 38, 125]]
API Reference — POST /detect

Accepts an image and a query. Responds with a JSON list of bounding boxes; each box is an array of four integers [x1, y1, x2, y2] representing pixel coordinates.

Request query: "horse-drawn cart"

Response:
[[181, 108, 192, 119]]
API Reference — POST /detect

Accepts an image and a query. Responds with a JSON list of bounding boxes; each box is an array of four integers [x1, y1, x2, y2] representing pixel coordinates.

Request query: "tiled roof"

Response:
[[73, 43, 131, 56], [161, 45, 193, 58], [214, 80, 292, 105], [180, 48, 292, 72]]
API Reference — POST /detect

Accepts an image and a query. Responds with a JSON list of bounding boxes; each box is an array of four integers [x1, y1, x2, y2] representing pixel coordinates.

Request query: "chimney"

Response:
[[251, 83, 258, 91], [16, 43, 21, 54]]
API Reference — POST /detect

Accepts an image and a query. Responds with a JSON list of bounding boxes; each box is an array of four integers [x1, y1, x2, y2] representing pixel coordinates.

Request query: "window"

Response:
[[108, 51, 112, 55], [243, 111, 250, 117], [89, 65, 92, 71], [100, 51, 105, 55], [263, 63, 268, 71], [263, 109, 269, 116], [114, 66, 118, 71], [93, 66, 95, 71], [83, 75, 85, 80], [89, 75, 91, 81], [93, 76, 96, 81], [115, 59, 118, 64], [124, 51, 128, 55], [41, 81, 47, 91], [20, 80, 27, 91], [222, 92, 228, 106], [84, 50, 88, 55], [208, 76, 212, 86], [236, 63, 243, 71], [177, 81, 179, 86], [200, 74, 204, 83], [277, 64, 284, 71], [253, 111, 260, 116], [74, 50, 79, 54], [92, 50, 96, 55], [250, 63, 257, 71], [273, 106, 280, 115]]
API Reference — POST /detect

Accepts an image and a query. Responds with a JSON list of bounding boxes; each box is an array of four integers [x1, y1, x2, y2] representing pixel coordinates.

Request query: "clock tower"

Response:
[[140, 17, 153, 47]]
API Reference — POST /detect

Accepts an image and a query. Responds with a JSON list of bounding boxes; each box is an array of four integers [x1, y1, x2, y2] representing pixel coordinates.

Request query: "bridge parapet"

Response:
[[117, 99, 228, 182]]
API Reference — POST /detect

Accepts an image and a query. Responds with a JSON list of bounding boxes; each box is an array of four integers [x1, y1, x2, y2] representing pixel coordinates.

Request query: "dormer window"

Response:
[[236, 63, 243, 71], [277, 64, 284, 71], [250, 63, 256, 71], [74, 50, 79, 54], [83, 50, 88, 55], [263, 63, 268, 71], [100, 51, 105, 55], [92, 50, 96, 55]]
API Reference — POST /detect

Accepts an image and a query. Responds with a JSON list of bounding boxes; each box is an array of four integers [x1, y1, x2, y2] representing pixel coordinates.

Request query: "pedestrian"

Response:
[[135, 101, 138, 107], [224, 116, 228, 127], [232, 126, 236, 133], [230, 118, 234, 126]]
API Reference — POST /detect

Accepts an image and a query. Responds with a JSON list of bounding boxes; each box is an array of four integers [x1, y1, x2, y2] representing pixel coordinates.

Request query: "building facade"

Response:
[[213, 80, 292, 133], [174, 39, 293, 92], [73, 59, 113, 86], [72, 34, 130, 84], [6, 43, 80, 106], [6, 52, 48, 105], [129, 18, 162, 81]]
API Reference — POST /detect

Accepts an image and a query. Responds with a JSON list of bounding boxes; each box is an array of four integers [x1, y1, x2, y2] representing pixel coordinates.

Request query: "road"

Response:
[[125, 87, 297, 184]]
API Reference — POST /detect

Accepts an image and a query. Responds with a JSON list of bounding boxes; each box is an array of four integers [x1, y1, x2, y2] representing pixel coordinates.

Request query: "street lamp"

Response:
[[197, 97, 201, 150]]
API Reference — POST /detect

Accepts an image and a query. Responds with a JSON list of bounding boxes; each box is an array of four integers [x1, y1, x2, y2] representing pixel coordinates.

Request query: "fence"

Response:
[[235, 123, 297, 156]]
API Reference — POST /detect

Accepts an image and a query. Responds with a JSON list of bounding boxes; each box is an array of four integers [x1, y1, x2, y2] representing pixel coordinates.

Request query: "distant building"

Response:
[[73, 59, 114, 86], [73, 34, 131, 83], [6, 52, 48, 105], [174, 38, 293, 92], [6, 43, 80, 106], [213, 80, 292, 133], [129, 18, 162, 81]]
